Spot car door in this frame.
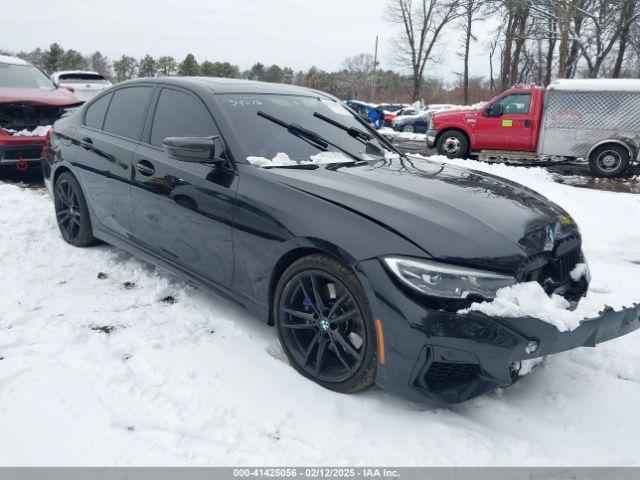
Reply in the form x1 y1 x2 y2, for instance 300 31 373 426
474 93 534 151
131 86 237 288
75 85 155 238
413 112 430 133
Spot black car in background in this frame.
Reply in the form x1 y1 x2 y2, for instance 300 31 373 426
43 78 640 403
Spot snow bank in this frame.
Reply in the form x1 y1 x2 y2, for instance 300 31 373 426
6 125 52 137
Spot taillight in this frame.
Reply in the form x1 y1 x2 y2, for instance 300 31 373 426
62 85 75 93
41 129 52 158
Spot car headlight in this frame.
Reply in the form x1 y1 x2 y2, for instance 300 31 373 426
383 257 517 300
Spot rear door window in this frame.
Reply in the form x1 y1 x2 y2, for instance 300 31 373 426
149 88 217 147
103 86 154 140
84 92 112 130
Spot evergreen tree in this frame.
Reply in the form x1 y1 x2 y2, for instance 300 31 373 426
138 54 158 77
247 62 265 81
59 49 87 71
178 53 200 76
42 43 65 73
157 56 177 76
112 55 138 82
90 51 111 78
263 64 284 83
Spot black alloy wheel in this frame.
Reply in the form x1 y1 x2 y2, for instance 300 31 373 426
274 254 377 393
54 172 99 247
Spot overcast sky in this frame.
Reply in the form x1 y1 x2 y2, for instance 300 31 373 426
1 0 492 83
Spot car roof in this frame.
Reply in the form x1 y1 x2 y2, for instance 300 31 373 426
116 76 335 98
0 54 30 66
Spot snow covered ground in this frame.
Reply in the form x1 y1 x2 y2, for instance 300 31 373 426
1 157 640 466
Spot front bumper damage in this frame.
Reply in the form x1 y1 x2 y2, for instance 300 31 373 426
357 258 640 404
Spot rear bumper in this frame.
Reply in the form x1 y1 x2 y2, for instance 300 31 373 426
426 129 439 148
358 258 640 404
0 135 45 165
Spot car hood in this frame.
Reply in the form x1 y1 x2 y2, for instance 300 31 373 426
0 87 80 106
269 157 575 272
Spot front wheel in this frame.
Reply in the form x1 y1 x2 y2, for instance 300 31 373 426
436 131 469 159
588 144 630 177
273 254 377 394
402 124 415 133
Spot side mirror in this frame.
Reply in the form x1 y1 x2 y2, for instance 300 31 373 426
162 135 224 164
485 104 503 117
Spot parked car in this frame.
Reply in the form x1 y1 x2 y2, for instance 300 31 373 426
51 71 112 102
345 99 385 128
379 104 418 127
44 77 640 404
0 55 80 170
393 104 458 133
428 80 640 177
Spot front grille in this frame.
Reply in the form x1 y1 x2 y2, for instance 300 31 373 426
521 233 582 287
557 248 581 280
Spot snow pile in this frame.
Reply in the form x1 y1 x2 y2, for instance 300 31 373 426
462 282 583 332
6 125 52 137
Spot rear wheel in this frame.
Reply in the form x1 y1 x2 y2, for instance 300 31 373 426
273 254 377 394
54 172 99 247
402 124 415 133
436 130 469 159
588 144 630 177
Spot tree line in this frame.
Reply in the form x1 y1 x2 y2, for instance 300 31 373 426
387 0 640 104
8 0 640 107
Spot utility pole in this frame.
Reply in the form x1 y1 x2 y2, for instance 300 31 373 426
371 35 379 103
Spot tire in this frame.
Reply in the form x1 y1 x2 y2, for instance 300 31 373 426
588 144 630 177
402 124 415 133
273 253 377 394
54 171 100 247
436 130 469 159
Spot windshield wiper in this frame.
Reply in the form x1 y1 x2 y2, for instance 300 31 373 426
312 111 373 142
257 110 362 164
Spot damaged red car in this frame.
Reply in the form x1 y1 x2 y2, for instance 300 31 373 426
0 55 81 171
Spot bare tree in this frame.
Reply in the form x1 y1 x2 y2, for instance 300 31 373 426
499 0 532 90
458 0 491 103
385 0 460 100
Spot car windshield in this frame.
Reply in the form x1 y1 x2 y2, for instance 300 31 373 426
58 73 110 84
0 63 56 91
218 93 396 167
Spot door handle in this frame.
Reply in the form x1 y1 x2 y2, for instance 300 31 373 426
81 137 93 149
135 160 155 176
523 119 532 128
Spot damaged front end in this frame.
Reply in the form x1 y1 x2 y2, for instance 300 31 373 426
0 102 79 166
410 304 640 404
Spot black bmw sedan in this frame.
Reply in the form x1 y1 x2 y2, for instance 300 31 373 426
43 78 640 404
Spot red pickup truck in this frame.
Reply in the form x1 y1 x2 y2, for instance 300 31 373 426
0 55 80 171
427 81 640 177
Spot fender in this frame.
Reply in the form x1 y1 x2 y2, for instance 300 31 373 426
587 137 639 161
